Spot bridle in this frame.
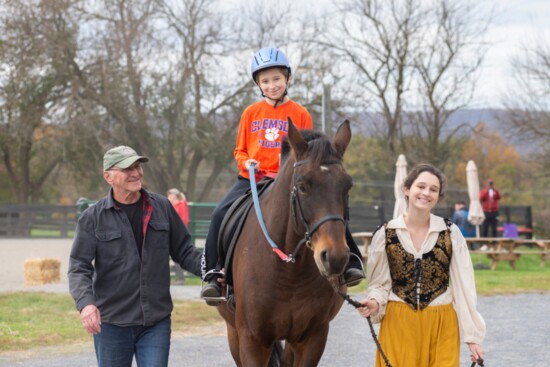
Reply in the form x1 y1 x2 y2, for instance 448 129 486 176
248 160 346 263
290 159 347 258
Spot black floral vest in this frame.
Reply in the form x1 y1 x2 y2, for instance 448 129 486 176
385 218 453 311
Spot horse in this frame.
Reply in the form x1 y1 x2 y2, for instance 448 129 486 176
217 118 353 367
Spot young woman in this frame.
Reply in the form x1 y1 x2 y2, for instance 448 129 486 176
357 163 485 366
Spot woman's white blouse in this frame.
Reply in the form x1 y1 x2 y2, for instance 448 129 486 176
366 214 486 344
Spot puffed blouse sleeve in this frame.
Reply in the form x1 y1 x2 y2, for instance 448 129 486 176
449 224 486 344
365 226 392 323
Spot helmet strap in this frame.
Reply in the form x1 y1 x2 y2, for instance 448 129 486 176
259 87 289 109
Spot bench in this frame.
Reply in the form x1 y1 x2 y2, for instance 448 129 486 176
470 249 550 270
511 250 550 268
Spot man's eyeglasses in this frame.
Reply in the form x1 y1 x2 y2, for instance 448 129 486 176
109 163 143 174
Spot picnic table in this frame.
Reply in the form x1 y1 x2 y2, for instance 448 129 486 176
352 232 373 264
467 237 550 270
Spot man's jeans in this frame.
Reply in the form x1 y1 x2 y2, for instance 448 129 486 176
93 316 171 367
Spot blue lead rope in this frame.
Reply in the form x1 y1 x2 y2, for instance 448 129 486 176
248 163 293 262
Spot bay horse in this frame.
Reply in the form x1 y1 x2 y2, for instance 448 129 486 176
217 118 353 366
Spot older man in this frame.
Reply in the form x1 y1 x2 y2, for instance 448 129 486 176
68 146 201 367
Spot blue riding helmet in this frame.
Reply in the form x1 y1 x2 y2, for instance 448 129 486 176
250 47 291 81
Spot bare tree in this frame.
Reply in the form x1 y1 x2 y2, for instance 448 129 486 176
318 0 490 170
319 0 427 156
405 0 490 169
502 40 550 176
158 0 253 201
0 0 76 203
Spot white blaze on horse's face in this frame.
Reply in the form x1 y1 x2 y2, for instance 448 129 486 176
320 165 330 172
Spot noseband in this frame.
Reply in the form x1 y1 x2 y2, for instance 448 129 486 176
290 159 347 254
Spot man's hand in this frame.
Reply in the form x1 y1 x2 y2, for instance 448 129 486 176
80 304 101 335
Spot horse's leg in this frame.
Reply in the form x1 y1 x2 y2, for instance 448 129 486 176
226 323 242 366
285 324 330 367
281 344 295 367
238 331 273 367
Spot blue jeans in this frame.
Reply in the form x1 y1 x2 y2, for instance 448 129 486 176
93 316 171 367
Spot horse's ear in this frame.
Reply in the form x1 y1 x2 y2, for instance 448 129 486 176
334 120 351 156
287 116 308 158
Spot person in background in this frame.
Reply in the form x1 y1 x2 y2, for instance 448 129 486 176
167 188 190 284
452 201 476 237
199 46 365 305
357 163 485 367
480 179 501 237
167 188 189 227
68 146 202 367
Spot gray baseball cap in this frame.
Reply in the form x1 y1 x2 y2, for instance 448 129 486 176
103 146 149 171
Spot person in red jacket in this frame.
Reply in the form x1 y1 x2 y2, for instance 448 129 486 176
200 47 365 304
167 188 189 284
167 188 189 226
480 179 501 237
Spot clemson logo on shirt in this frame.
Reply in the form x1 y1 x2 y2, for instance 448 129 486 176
264 128 279 142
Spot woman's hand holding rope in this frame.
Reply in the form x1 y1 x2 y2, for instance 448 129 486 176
357 299 380 318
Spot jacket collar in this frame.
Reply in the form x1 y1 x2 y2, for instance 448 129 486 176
105 188 153 209
387 213 448 233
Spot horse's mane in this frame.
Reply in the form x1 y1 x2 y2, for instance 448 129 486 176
280 129 342 167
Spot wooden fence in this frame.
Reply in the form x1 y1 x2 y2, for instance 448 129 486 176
0 203 533 239
0 205 76 238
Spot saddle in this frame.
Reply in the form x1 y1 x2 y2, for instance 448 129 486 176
217 177 274 287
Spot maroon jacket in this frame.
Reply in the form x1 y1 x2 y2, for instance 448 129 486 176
479 179 501 212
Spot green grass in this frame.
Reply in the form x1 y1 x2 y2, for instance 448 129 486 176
0 292 221 353
30 229 75 237
470 250 550 294
0 292 83 352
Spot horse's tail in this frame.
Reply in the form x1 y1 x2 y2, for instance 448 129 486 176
267 340 283 367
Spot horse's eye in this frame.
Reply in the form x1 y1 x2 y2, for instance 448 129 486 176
298 185 307 194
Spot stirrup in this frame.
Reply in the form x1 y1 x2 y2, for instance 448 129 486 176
201 271 226 305
203 296 226 306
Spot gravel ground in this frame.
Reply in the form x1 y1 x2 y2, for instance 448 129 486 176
1 289 549 366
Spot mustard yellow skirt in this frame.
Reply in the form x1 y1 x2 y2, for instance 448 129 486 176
375 301 459 367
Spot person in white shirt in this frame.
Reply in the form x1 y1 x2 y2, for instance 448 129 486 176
357 163 485 367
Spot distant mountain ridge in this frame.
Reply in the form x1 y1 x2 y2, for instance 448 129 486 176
348 108 533 155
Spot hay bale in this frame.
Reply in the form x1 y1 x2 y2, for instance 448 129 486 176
23 258 61 286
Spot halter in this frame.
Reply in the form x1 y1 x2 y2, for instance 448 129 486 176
248 160 346 263
290 159 346 253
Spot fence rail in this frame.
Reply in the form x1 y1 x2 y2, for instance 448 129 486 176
0 205 76 238
0 203 533 239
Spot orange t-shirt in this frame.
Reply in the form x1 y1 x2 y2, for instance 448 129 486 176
234 99 313 180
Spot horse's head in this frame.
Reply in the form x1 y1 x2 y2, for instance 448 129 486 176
282 118 353 277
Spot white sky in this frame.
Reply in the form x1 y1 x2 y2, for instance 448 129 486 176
472 0 550 108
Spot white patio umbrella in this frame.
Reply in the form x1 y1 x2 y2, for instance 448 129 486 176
466 160 485 237
393 154 408 219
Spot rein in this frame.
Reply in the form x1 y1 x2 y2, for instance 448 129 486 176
248 161 346 263
327 278 393 367
248 163 291 262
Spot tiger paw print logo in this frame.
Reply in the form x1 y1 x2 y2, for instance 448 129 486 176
265 128 280 142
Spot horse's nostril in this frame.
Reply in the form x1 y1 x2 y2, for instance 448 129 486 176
320 249 330 267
